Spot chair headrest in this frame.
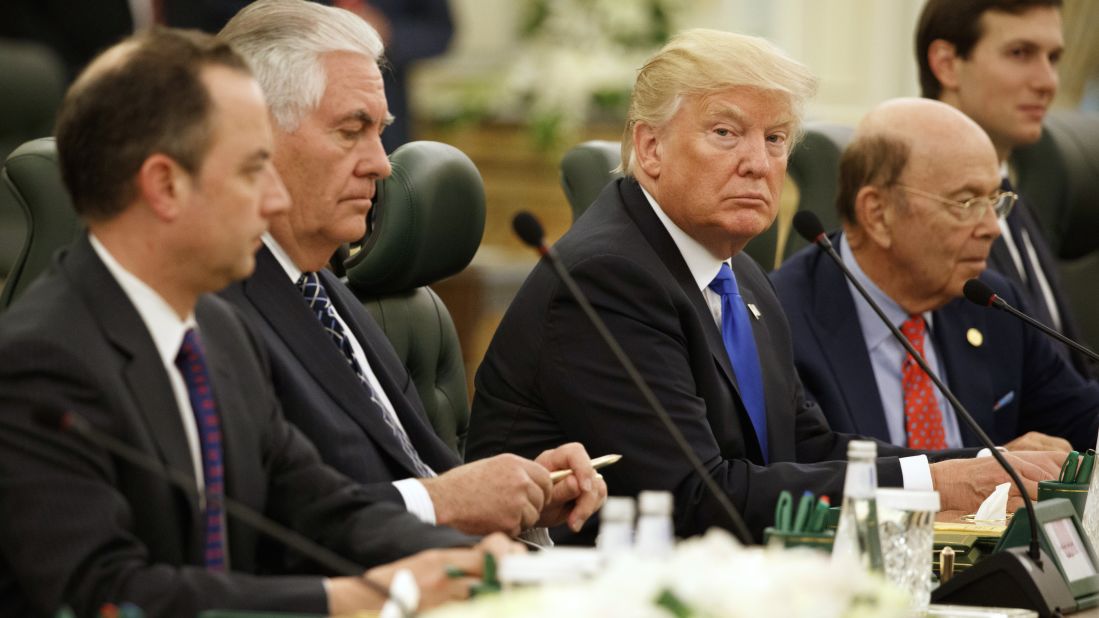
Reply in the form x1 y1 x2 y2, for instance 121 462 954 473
1 137 82 309
343 141 485 295
559 140 622 220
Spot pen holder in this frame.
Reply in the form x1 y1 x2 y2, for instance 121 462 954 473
763 527 835 553
1038 480 1088 519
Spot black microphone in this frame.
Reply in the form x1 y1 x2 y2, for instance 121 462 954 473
33 408 410 617
963 278 1099 363
510 211 753 544
794 211 1072 614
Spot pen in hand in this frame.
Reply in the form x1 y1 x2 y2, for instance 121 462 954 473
549 453 622 482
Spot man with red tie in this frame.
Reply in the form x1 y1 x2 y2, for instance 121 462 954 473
772 97 1099 455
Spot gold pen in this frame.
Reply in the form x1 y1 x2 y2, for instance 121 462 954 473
550 454 622 482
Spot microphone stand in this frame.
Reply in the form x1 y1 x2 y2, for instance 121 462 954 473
35 408 412 618
511 212 754 545
792 212 1073 616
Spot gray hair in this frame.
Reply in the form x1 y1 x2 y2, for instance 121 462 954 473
620 29 818 176
219 0 384 131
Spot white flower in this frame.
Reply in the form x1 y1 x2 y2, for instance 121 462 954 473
423 529 910 618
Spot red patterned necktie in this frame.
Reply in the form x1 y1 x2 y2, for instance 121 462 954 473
901 316 947 450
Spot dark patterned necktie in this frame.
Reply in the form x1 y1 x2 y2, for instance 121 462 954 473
175 328 228 570
297 272 435 477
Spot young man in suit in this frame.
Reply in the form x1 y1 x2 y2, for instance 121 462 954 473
0 28 511 617
771 97 1099 455
467 29 1065 542
916 0 1095 376
217 0 606 542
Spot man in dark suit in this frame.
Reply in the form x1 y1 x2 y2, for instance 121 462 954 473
916 0 1096 377
0 28 509 617
772 97 1099 456
467 30 1065 542
217 0 606 541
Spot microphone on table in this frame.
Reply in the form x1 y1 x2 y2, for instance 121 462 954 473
33 407 411 618
962 278 1099 364
510 211 754 545
792 211 1073 615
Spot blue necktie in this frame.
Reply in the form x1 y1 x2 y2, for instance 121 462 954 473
297 272 435 478
708 263 768 463
175 328 228 571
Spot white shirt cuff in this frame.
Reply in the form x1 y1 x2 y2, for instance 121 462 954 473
393 478 436 525
519 527 554 548
899 454 933 491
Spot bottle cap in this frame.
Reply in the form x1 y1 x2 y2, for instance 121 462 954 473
847 439 877 459
602 496 636 522
638 490 673 516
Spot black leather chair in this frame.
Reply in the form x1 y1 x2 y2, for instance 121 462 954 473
343 141 485 455
0 138 81 310
783 122 854 260
0 40 66 284
1012 110 1099 348
559 139 621 222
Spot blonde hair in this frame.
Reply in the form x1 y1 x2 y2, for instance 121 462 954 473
620 29 818 175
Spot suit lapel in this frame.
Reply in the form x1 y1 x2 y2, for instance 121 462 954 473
730 255 786 459
618 181 768 458
618 181 738 390
932 301 994 447
321 269 461 471
243 248 423 473
811 245 892 441
63 236 200 517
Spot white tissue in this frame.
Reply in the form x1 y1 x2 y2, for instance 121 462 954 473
974 482 1011 522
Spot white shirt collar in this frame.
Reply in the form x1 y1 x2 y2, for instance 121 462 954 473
840 232 933 351
640 185 726 292
262 232 303 284
88 234 194 367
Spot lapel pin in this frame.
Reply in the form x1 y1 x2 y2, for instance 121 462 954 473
966 328 983 348
748 303 762 320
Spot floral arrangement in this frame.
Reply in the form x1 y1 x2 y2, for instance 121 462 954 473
424 529 910 618
502 0 688 149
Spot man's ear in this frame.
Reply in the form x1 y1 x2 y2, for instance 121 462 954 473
136 154 188 221
634 122 662 179
855 185 895 250
928 39 962 92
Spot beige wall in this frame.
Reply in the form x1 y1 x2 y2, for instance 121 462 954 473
416 0 928 125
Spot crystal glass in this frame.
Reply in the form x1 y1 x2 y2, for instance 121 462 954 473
876 489 940 613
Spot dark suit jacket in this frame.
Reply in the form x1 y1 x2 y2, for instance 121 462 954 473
0 236 472 618
468 178 922 542
990 201 1097 378
219 247 461 502
771 235 1099 451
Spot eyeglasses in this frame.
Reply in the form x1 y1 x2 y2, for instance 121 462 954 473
896 185 1017 221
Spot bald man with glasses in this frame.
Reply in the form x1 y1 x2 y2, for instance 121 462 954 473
772 98 1099 453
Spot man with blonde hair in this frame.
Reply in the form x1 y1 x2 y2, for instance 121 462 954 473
469 30 1064 542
